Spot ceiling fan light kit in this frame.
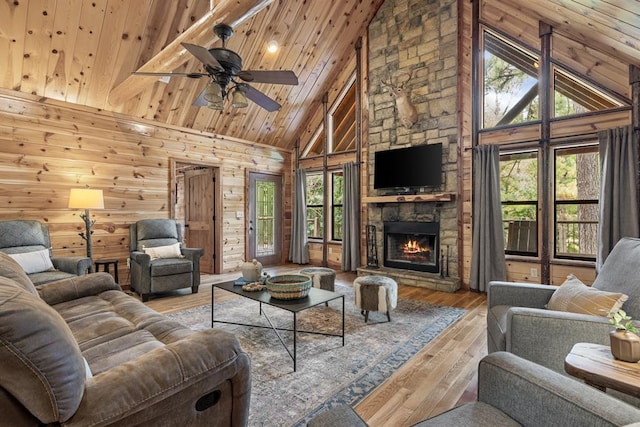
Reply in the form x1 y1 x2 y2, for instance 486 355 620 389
133 23 298 112
231 86 249 108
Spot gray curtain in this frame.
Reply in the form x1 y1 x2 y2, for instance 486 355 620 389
597 125 639 270
470 145 506 292
289 168 309 264
341 162 360 271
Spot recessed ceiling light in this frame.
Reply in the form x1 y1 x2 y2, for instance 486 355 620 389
267 40 279 53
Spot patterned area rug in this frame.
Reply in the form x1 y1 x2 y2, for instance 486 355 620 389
167 284 465 426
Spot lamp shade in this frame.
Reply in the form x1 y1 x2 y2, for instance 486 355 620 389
232 87 248 108
68 189 104 209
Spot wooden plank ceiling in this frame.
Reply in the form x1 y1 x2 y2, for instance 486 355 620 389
0 0 638 151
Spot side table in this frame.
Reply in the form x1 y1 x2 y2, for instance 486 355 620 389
564 342 640 399
95 259 119 283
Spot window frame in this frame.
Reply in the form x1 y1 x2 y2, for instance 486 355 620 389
305 172 324 240
500 150 540 257
331 171 344 241
552 144 600 261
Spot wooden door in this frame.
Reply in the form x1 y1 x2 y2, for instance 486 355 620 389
248 172 283 266
184 167 215 274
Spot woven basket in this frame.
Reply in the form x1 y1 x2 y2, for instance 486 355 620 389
266 274 312 300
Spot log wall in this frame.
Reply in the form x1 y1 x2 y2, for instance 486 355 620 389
0 88 292 286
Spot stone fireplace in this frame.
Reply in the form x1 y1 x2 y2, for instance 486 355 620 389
384 221 439 273
360 0 460 292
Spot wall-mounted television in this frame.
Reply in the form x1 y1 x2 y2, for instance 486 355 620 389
373 143 443 190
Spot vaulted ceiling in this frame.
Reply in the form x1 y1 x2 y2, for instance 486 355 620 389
0 0 638 151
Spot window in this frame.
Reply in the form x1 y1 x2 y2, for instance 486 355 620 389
483 31 540 128
554 145 599 260
306 173 324 239
304 172 344 241
500 151 538 256
302 77 356 158
255 180 275 257
553 68 625 118
332 172 344 241
331 82 356 153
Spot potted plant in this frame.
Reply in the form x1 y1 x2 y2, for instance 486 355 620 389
606 309 640 362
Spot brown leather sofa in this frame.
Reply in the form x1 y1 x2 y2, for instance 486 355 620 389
0 252 251 426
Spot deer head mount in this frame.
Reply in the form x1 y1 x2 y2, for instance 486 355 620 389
381 71 419 129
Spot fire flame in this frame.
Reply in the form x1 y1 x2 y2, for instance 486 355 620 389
402 239 430 255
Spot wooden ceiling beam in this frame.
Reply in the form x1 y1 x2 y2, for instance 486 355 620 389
107 0 273 107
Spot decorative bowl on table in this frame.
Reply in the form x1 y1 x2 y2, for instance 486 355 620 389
265 274 312 300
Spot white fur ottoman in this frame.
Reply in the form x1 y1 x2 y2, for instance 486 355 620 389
299 266 336 291
299 266 336 307
353 275 398 322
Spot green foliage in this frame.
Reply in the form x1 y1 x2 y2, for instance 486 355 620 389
607 309 639 334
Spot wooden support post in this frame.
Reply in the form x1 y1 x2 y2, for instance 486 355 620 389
322 92 329 267
539 22 552 285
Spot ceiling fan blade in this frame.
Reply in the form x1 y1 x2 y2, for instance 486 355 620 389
181 42 224 71
243 84 281 112
133 71 207 79
237 70 298 85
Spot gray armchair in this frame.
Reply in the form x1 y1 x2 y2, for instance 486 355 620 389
309 352 640 427
129 219 204 302
487 237 640 375
0 220 91 286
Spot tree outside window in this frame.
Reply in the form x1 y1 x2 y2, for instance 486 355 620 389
500 152 538 255
554 146 599 259
306 174 324 239
332 172 344 241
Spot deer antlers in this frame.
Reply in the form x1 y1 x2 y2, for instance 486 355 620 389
381 70 418 128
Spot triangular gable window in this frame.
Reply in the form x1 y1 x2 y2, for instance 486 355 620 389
301 76 356 158
331 82 356 153
483 31 540 128
302 128 324 158
553 67 627 118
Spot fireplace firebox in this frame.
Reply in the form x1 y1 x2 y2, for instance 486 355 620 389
383 221 439 273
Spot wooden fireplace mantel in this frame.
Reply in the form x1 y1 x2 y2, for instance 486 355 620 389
362 193 455 204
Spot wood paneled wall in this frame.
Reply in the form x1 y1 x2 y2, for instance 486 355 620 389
0 88 292 285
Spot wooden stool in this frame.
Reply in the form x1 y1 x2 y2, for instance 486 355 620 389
353 275 397 322
95 259 119 283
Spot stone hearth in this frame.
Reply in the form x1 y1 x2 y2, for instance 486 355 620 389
357 266 460 293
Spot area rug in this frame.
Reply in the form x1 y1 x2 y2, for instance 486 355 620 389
167 284 465 426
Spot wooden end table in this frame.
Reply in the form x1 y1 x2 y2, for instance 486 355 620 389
95 259 119 283
564 342 640 399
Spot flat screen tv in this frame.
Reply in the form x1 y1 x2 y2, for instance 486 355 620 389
374 143 443 190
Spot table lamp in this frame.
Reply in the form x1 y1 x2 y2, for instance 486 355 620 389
68 188 104 261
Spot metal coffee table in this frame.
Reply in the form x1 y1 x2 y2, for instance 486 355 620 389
212 281 345 371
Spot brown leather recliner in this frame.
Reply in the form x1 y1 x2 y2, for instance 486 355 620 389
0 252 251 426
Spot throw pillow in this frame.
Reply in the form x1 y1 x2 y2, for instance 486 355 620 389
142 243 183 260
8 249 55 275
547 274 628 316
0 252 39 297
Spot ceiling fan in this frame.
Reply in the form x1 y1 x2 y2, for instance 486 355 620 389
133 23 298 112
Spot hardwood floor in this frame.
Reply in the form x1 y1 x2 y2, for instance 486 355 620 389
144 264 487 427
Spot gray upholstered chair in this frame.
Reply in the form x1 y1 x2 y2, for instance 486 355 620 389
0 220 91 286
309 352 640 426
487 237 640 375
129 219 204 302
